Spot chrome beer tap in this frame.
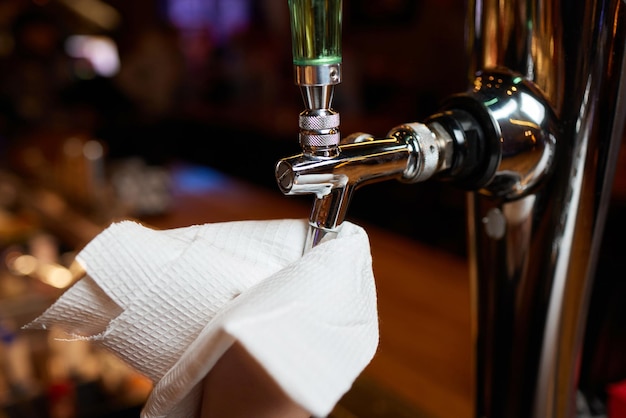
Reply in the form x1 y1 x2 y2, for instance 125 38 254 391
277 0 496 251
276 0 626 417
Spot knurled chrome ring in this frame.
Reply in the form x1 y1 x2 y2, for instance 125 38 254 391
409 123 440 181
299 113 340 130
388 122 441 183
299 132 341 147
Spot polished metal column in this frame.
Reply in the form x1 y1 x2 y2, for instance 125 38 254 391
466 0 626 417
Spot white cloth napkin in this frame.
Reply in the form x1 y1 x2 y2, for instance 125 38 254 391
26 219 379 418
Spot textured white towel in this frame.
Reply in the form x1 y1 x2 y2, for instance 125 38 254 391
26 219 378 418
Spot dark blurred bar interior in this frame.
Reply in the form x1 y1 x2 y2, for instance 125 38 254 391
0 0 624 417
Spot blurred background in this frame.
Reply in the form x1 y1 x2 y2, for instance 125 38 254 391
0 0 623 417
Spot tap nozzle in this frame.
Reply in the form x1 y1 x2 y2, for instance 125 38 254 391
276 118 475 250
275 105 497 251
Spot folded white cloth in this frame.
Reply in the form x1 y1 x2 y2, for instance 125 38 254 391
26 219 379 418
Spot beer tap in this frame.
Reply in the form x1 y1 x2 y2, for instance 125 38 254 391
276 0 497 251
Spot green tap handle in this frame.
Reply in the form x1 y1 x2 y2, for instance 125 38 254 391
288 0 342 66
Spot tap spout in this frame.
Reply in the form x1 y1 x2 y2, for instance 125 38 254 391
276 135 415 248
276 113 493 251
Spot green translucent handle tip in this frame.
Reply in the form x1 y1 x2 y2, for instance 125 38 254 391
288 0 342 66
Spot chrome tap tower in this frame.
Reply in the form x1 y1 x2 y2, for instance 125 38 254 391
467 0 626 416
276 0 626 417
